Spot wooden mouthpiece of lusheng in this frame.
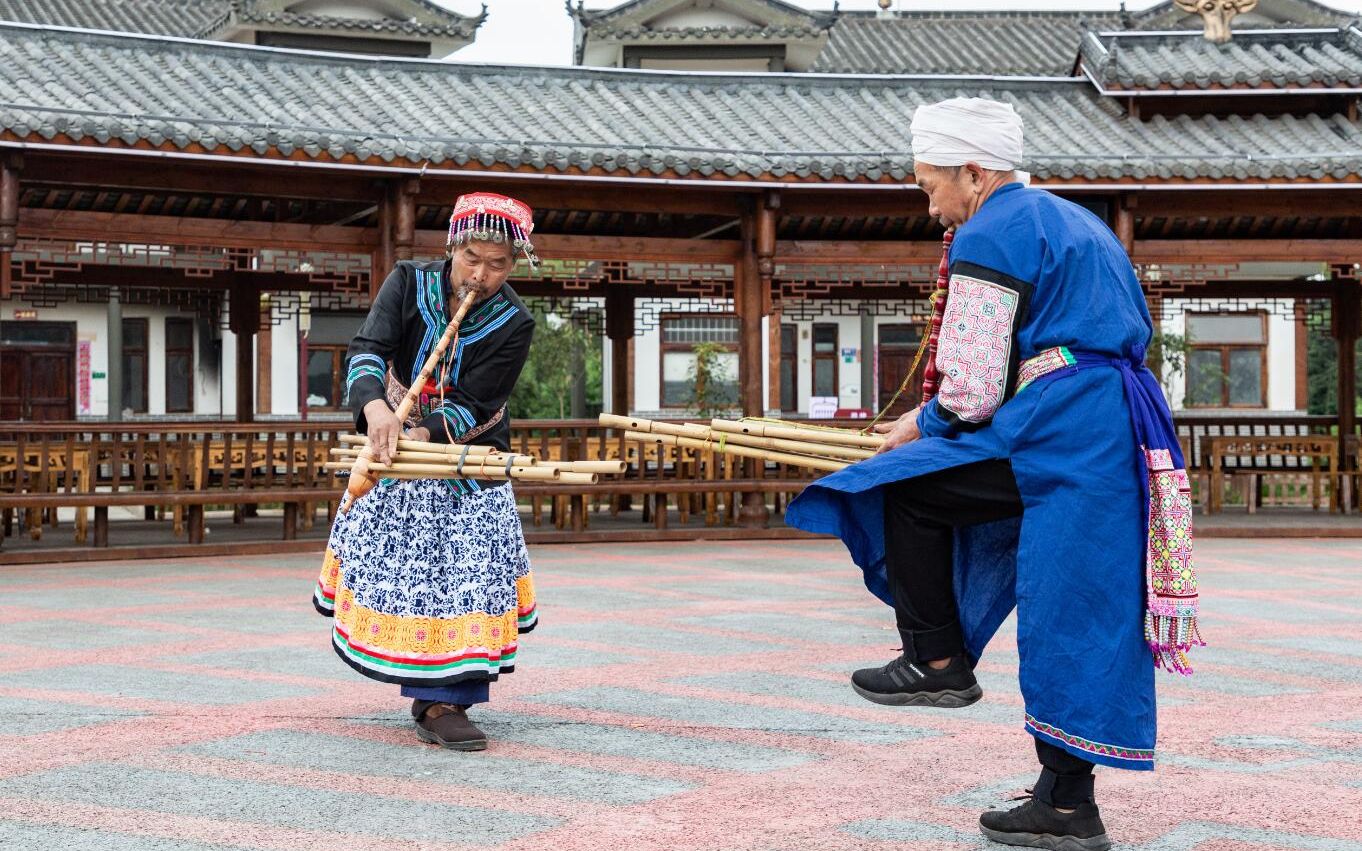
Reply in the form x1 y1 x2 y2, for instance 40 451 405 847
710 419 883 449
622 430 847 473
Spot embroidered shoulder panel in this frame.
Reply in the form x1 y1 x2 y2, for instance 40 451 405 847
936 272 1022 423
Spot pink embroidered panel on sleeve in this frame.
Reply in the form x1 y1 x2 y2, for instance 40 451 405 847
935 273 1020 422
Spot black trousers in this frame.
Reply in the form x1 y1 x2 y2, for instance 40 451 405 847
882 459 1023 662
882 459 1095 803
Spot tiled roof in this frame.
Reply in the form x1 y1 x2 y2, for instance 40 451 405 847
0 0 228 37
3 23 1361 183
0 0 480 41
812 12 1125 76
234 8 479 40
1081 27 1362 91
809 1 1355 76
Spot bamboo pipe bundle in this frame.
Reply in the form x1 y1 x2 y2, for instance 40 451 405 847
324 460 566 482
710 418 884 450
624 430 848 473
335 437 626 475
602 414 873 465
338 433 525 460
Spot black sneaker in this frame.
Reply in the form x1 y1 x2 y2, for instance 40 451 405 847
850 654 982 707
979 797 1110 851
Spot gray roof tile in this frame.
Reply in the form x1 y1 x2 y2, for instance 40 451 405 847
0 0 227 37
2 23 1360 183
1081 27 1362 90
811 1 1353 76
813 11 1125 76
0 0 478 40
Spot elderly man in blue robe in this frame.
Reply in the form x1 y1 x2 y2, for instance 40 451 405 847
786 98 1203 851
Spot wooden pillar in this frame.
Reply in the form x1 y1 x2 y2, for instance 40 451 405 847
229 277 260 423
1335 279 1361 468
757 192 779 412
605 288 634 415
0 154 19 299
372 182 395 301
1114 193 1136 255
393 178 419 263
736 203 773 528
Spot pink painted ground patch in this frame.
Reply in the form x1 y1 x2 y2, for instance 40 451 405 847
0 539 1359 850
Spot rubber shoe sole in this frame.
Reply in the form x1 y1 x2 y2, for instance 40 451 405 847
980 827 1111 851
415 724 488 752
852 681 983 708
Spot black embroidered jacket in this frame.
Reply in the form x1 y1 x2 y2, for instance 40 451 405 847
345 259 534 458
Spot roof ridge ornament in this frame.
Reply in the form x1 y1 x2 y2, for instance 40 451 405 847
1175 0 1258 45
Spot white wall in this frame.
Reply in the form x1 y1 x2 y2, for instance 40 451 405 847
270 307 301 417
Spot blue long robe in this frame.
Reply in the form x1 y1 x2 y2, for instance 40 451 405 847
786 183 1158 770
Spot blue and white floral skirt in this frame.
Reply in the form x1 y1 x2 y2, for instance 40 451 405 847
313 479 536 687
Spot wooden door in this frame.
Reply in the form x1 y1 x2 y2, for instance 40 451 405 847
877 350 922 418
27 351 75 420
0 348 75 420
0 348 23 420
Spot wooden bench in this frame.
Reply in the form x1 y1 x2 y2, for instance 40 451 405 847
1206 436 1338 514
0 487 342 549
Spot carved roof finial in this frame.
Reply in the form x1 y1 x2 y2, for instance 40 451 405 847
1175 0 1258 44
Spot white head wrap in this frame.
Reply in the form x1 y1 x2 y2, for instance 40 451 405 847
910 97 1026 178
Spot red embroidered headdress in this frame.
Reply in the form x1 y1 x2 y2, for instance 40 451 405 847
447 192 538 266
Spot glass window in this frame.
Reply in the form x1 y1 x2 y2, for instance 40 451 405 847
879 324 922 347
1187 314 1264 344
1227 348 1263 406
661 350 737 408
308 347 347 410
1186 349 1223 407
122 317 148 414
1185 313 1267 408
165 317 194 413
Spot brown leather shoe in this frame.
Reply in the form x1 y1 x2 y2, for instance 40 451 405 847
412 700 488 751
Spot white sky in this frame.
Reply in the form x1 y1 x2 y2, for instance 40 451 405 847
433 0 1362 66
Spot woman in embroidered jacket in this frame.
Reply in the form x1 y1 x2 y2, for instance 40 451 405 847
786 99 1200 851
314 192 538 751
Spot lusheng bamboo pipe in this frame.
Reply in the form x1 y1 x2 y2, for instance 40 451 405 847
330 446 537 467
624 430 848 473
338 433 522 458
326 460 560 481
536 459 628 474
711 418 884 449
700 429 874 461
343 290 478 513
325 461 598 485
599 413 709 439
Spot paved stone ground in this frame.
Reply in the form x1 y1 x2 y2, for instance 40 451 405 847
0 539 1360 850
